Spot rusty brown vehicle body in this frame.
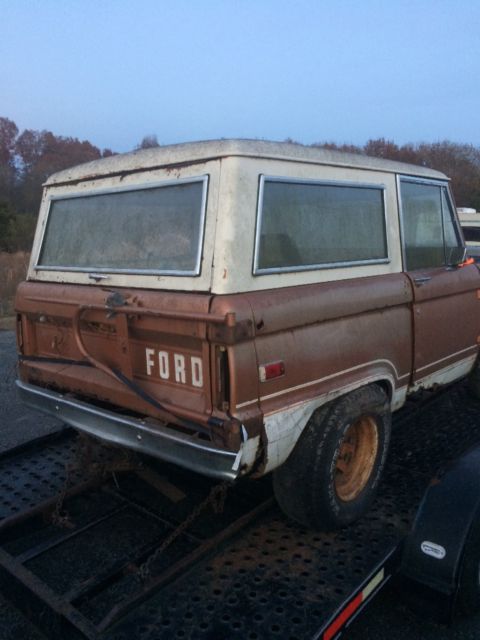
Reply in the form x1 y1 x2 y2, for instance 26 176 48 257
15 140 480 529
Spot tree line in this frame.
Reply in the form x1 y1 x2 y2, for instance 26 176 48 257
313 138 480 211
0 117 117 252
1 114 480 253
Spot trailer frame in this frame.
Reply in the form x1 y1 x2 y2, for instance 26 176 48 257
1 382 480 639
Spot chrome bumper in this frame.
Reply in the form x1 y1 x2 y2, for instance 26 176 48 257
16 380 240 481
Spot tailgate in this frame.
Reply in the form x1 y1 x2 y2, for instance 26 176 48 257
15 282 228 427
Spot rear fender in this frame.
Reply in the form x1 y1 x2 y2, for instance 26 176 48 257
260 375 395 475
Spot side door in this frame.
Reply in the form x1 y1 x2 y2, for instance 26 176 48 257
399 176 480 389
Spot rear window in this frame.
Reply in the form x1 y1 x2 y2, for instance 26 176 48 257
254 177 388 274
37 177 208 275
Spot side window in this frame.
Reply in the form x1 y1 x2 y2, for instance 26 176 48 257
442 189 464 265
400 180 463 271
254 178 388 273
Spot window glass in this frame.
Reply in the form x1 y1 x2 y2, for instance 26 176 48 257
442 189 464 265
400 181 463 270
38 179 207 275
256 179 387 272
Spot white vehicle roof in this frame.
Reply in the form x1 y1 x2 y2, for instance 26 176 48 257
45 139 448 186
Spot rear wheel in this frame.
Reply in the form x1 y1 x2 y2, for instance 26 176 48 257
334 414 379 502
273 385 391 531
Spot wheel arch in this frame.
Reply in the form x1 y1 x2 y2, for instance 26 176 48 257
372 377 394 403
260 375 394 475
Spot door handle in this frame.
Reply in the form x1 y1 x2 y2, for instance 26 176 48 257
413 276 431 286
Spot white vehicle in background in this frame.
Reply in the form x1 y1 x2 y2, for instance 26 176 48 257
458 207 480 261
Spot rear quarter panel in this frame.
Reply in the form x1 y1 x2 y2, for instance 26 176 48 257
243 274 413 472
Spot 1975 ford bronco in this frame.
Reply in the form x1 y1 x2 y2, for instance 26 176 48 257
15 140 480 530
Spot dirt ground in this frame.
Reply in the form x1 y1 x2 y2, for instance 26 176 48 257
0 317 15 331
0 330 62 451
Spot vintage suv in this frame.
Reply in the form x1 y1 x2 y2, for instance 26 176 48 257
15 140 480 530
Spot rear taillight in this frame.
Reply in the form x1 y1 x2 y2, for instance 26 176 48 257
216 346 230 411
259 361 285 382
16 314 24 353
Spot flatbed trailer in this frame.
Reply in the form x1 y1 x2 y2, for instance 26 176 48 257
2 381 480 640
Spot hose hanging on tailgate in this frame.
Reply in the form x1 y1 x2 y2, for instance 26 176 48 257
72 304 228 433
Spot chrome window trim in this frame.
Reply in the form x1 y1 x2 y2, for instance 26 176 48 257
253 175 389 275
440 184 464 261
397 174 463 271
35 175 209 277
396 175 408 269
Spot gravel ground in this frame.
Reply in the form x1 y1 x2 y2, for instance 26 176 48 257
1 329 480 639
0 330 62 451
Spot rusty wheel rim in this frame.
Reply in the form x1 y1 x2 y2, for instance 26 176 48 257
334 416 379 502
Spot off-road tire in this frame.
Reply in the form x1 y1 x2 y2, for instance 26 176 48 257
272 385 391 531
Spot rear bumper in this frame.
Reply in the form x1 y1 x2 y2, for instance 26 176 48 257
16 380 241 481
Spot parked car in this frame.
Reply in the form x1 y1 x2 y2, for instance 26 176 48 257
457 207 480 262
15 140 479 530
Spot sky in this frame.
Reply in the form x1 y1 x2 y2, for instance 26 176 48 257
1 0 479 153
